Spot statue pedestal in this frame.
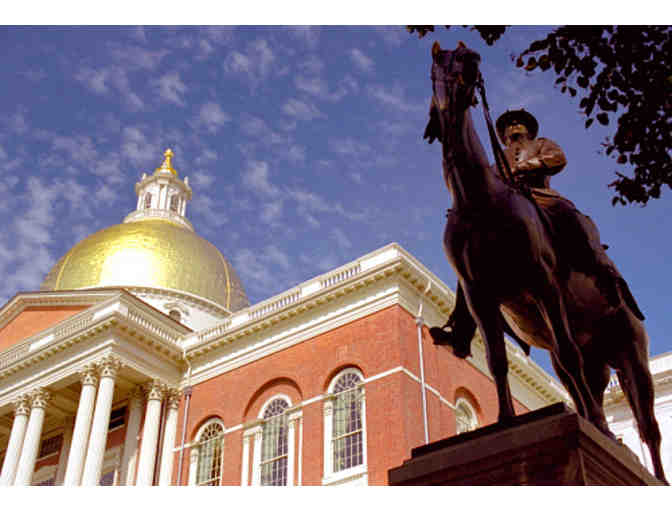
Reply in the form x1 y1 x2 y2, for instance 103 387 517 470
388 403 663 485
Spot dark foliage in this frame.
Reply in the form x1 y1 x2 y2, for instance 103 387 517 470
408 25 672 206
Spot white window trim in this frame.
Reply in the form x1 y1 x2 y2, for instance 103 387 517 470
250 394 299 487
188 417 225 486
455 397 479 434
322 368 368 486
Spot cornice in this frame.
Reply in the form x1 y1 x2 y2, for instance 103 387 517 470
0 289 128 332
0 293 188 382
181 243 568 408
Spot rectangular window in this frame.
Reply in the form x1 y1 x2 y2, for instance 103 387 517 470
109 406 126 430
197 434 224 486
332 388 363 472
260 414 288 486
38 435 63 459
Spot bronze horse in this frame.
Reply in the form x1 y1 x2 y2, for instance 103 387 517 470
426 41 666 482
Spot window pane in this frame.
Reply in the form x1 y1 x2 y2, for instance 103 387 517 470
332 373 363 472
260 399 289 486
196 422 224 486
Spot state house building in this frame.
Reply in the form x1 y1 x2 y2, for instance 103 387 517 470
0 150 666 486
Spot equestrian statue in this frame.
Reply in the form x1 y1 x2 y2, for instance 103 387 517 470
424 41 666 482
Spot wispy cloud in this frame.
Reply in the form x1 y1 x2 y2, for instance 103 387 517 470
242 160 281 197
368 83 423 113
224 39 275 88
76 66 144 110
121 126 156 167
350 48 374 72
153 71 187 106
282 98 325 121
194 102 231 133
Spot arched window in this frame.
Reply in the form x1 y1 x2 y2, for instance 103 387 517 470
169 194 179 213
455 398 478 434
144 193 152 209
323 369 367 485
260 398 290 486
193 420 224 486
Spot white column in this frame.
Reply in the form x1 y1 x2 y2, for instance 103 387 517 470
119 386 144 485
14 388 51 486
323 398 334 479
240 432 251 486
287 413 299 487
0 395 31 486
81 355 122 486
55 416 75 485
158 389 181 485
135 380 166 486
251 427 263 486
63 364 98 486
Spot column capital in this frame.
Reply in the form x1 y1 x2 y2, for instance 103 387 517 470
12 395 31 417
165 388 182 410
79 363 99 387
97 354 123 379
128 385 145 408
144 380 167 401
29 388 51 409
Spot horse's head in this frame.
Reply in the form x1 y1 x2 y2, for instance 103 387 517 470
425 42 482 144
431 41 481 111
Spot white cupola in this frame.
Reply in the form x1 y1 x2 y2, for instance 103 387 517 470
123 148 194 231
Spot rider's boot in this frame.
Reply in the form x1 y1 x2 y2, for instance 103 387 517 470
429 284 477 359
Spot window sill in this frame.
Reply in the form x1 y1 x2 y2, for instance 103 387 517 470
322 465 368 486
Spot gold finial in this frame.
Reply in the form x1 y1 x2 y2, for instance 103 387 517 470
155 148 178 176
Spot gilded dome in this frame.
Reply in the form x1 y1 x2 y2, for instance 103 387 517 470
41 219 249 312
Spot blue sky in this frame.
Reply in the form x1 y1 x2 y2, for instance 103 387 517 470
1 22 670 377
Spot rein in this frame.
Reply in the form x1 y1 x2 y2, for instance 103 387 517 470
476 76 515 186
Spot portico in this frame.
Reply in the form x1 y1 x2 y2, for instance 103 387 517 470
0 290 189 485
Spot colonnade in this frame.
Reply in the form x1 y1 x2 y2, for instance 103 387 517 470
0 354 181 486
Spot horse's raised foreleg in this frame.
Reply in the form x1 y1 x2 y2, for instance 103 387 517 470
463 287 516 423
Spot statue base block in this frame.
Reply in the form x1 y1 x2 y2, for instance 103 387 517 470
388 403 663 485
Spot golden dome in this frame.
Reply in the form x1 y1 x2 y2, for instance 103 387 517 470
41 219 249 312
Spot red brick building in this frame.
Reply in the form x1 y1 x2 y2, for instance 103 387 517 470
0 151 567 486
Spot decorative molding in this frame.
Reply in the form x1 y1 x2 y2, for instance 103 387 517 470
144 380 167 401
79 363 99 387
13 394 31 417
29 388 51 409
0 292 188 383
128 385 145 408
165 388 182 410
97 354 123 379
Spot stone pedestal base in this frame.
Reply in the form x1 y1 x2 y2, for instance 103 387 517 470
389 403 663 485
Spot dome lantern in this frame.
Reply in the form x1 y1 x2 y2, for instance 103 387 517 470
125 148 194 230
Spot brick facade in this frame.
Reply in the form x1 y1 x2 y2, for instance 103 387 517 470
171 304 529 485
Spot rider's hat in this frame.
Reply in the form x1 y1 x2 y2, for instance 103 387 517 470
496 109 539 141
